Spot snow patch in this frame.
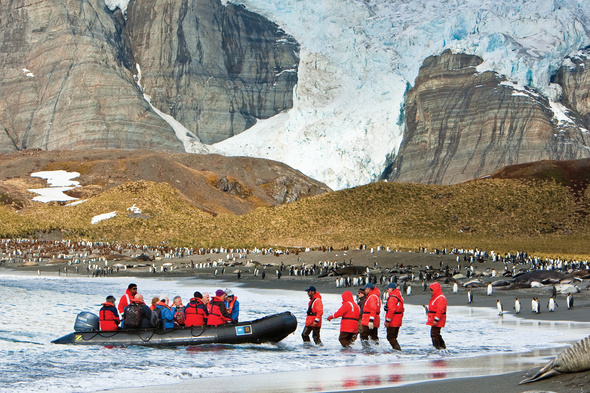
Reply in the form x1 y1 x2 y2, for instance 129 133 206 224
91 211 117 225
104 0 130 14
28 171 81 203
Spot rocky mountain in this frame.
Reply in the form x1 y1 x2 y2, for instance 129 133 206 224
0 149 330 215
0 0 298 152
384 50 590 185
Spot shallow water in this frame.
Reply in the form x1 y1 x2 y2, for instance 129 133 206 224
1 274 588 392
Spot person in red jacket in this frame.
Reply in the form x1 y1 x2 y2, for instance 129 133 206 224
118 283 138 324
327 290 360 347
426 282 447 350
360 283 381 347
99 295 120 331
185 291 208 327
302 286 323 345
384 283 404 351
207 289 232 326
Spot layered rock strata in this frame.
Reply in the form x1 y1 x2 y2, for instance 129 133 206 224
385 50 590 185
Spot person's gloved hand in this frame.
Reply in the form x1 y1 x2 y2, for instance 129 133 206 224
368 322 374 330
327 315 333 321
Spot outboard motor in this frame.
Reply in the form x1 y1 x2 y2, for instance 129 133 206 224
74 312 99 332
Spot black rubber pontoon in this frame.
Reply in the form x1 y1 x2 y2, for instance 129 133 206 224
52 312 297 347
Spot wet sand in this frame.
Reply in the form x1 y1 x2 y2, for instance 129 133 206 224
5 248 590 392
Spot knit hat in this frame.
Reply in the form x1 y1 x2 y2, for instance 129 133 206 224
215 289 225 297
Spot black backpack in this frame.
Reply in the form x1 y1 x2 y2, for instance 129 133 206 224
124 303 144 328
150 307 162 329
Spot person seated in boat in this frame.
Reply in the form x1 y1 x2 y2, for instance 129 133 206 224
185 291 208 327
202 292 210 306
122 293 152 329
135 294 153 328
172 295 186 326
118 283 138 323
207 289 232 326
99 295 120 331
150 296 159 311
224 289 239 323
154 295 177 329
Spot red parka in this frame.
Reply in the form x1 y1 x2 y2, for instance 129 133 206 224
185 297 208 327
426 282 447 327
118 288 135 315
361 288 381 327
385 288 404 327
207 296 232 326
305 292 323 327
330 291 360 333
99 301 120 331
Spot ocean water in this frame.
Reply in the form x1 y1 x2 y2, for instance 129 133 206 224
0 273 588 392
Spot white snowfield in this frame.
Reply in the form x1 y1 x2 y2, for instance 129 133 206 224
106 0 590 190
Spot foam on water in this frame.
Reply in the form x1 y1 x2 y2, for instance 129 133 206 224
0 274 588 392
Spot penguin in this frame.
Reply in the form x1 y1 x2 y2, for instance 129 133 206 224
551 285 557 299
513 297 521 314
406 285 412 296
497 300 503 316
452 282 458 294
535 297 541 314
487 283 493 296
491 269 496 278
467 289 473 304
566 293 574 309
547 297 558 312
531 297 538 313
422 305 429 316
422 280 428 292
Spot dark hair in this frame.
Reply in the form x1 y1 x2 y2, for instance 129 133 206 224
106 295 116 303
128 283 137 290
193 291 203 299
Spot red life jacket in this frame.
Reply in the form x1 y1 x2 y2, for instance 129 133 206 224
99 301 120 331
332 291 360 333
185 298 208 327
361 288 381 327
226 296 238 315
305 292 323 327
118 289 134 315
427 282 447 327
207 296 231 326
385 288 404 327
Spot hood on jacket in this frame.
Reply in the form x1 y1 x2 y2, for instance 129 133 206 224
341 291 354 302
311 292 322 300
429 282 443 296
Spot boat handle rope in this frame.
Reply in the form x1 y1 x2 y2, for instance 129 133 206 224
138 330 156 343
190 326 205 337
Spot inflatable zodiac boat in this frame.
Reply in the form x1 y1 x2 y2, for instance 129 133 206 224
52 311 297 347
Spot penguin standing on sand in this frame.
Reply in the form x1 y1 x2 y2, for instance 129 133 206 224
551 285 557 299
566 293 574 309
467 289 473 304
497 300 503 316
531 297 539 314
547 297 558 312
422 280 428 292
487 283 493 296
453 282 458 294
406 285 412 296
513 298 521 314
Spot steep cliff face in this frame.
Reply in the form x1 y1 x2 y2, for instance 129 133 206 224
385 50 590 185
553 50 590 130
0 0 184 153
0 0 299 152
125 0 299 144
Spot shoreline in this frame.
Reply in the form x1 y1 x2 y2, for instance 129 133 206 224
5 248 590 392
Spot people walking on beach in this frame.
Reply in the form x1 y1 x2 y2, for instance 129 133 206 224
327 290 360 347
185 291 208 327
302 286 323 345
99 295 120 331
118 283 138 320
225 289 239 323
426 282 447 350
207 289 232 326
384 283 404 351
360 283 381 348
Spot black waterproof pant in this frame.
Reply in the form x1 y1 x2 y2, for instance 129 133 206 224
360 325 379 347
302 326 322 345
386 326 401 351
430 326 446 349
338 331 357 347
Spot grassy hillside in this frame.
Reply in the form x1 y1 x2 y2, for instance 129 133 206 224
2 176 589 260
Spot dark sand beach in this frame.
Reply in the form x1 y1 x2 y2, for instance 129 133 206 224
4 247 590 392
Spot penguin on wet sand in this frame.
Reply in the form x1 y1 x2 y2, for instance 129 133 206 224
406 285 412 296
497 300 503 316
453 282 458 294
531 297 539 314
513 298 521 314
487 283 493 296
566 293 574 310
467 289 473 304
547 297 558 312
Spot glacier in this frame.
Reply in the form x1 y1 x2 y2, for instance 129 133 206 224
105 0 590 190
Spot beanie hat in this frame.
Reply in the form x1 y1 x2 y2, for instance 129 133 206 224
215 289 225 297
